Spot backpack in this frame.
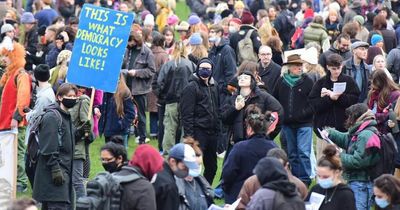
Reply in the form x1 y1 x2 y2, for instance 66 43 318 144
26 107 63 181
364 128 398 180
272 190 306 210
14 70 38 110
76 166 144 210
237 29 258 64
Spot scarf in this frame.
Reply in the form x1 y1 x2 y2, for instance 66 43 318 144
283 73 301 87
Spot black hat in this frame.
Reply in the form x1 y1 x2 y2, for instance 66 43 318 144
221 9 232 19
34 64 50 82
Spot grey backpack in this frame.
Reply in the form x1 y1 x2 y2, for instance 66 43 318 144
237 29 258 63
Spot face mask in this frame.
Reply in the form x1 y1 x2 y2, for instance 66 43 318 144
174 168 189 178
209 36 220 43
229 26 238 34
318 177 334 189
189 164 202 177
102 161 119 173
375 197 390 209
198 67 212 78
61 97 77 109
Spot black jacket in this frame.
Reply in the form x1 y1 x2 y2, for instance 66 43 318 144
229 25 262 61
24 26 39 71
222 87 283 142
308 74 360 137
32 103 75 203
273 9 295 48
258 61 281 94
272 74 314 127
342 57 371 103
180 75 220 137
116 166 157 210
157 58 196 104
306 184 356 210
209 38 237 102
153 162 180 210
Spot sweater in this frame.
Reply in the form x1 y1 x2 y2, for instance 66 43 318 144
306 183 356 210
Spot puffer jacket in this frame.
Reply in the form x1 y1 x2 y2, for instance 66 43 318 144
303 23 328 47
327 114 381 182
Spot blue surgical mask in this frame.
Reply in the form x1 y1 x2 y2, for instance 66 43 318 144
198 67 212 78
318 177 334 189
189 165 202 177
375 197 390 209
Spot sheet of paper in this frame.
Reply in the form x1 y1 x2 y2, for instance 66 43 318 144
317 128 335 145
208 204 224 210
333 82 346 93
207 198 242 210
309 192 325 210
229 198 242 210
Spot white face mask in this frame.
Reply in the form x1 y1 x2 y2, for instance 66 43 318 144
229 26 238 34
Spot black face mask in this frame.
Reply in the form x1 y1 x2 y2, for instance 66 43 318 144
102 161 119 173
61 98 77 109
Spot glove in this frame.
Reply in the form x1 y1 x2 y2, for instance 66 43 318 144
52 168 65 186
235 95 245 110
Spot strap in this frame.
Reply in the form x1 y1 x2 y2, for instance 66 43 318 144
245 29 254 39
46 108 64 147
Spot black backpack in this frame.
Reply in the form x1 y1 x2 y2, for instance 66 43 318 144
364 128 398 180
76 166 144 210
26 107 63 173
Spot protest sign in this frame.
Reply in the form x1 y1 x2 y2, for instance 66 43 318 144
67 4 134 93
0 130 18 210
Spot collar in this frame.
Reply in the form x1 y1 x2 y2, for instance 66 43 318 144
43 5 51 9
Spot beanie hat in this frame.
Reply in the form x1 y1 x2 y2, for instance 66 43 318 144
230 18 242 25
167 14 180 26
221 9 233 19
189 33 202 45
143 14 155 26
1 24 14 34
234 1 245 9
197 57 214 70
371 34 383 46
188 15 201 25
175 21 190 31
141 10 150 21
241 10 254 25
353 15 365 26
34 64 50 82
20 12 36 24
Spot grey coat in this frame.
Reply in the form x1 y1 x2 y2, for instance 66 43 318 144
387 46 400 82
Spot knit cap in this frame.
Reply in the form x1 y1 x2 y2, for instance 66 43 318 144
371 34 383 46
189 33 202 45
188 15 201 25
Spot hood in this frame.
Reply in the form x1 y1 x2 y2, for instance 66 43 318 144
129 144 164 180
309 22 326 30
0 42 26 87
255 157 288 185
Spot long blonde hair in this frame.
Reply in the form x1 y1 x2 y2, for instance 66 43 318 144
172 41 188 64
115 74 131 118
303 63 326 77
190 45 208 60
56 50 72 81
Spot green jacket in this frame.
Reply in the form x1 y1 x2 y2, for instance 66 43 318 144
303 23 328 47
327 120 380 182
69 94 92 160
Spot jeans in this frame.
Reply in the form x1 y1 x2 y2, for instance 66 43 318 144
195 129 218 185
150 112 158 137
72 159 86 199
163 103 180 155
17 127 28 187
42 201 71 210
283 125 313 184
132 94 147 143
349 181 373 210
158 104 165 151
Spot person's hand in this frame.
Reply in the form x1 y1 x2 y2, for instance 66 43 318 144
329 92 341 101
388 120 396 128
10 119 18 129
94 107 101 118
235 95 245 110
128 69 137 77
321 88 329 97
51 168 65 186
60 31 69 42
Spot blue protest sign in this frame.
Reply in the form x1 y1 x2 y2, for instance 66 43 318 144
67 4 134 93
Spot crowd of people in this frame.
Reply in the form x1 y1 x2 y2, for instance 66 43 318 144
3 0 400 209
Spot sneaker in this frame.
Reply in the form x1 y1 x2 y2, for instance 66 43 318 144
17 185 27 193
217 151 226 159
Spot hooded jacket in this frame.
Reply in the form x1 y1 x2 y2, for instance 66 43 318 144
116 144 164 210
319 44 352 72
0 43 31 130
327 112 381 182
303 23 329 47
247 157 305 210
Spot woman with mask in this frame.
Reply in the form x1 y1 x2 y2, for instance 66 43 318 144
32 83 77 210
100 136 128 173
373 174 400 210
175 137 214 210
322 103 381 210
222 105 278 204
307 144 356 210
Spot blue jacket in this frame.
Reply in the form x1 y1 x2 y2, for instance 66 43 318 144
98 92 135 137
221 134 278 204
